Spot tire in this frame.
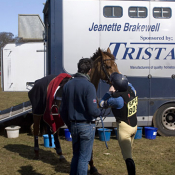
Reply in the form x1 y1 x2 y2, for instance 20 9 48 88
153 103 175 136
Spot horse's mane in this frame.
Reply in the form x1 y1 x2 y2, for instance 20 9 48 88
90 48 115 61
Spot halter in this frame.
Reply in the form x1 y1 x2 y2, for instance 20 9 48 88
101 57 115 84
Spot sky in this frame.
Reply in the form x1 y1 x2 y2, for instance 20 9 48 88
0 0 46 37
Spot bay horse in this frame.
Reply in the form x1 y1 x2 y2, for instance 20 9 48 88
28 47 120 174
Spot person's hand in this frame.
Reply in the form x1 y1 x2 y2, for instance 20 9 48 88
103 101 108 109
109 86 115 92
99 100 108 109
99 100 104 108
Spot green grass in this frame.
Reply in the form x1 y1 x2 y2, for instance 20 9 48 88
0 77 29 110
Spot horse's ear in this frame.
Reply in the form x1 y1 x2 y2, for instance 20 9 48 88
98 47 104 57
107 47 111 54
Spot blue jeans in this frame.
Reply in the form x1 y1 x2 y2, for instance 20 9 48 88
70 122 96 175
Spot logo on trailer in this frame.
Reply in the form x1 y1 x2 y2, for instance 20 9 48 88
109 42 175 60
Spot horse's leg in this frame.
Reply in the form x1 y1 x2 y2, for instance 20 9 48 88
33 114 42 159
54 131 65 160
89 150 100 175
53 100 65 160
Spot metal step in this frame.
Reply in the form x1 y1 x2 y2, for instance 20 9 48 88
0 101 32 123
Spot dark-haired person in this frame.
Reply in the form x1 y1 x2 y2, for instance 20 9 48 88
100 72 138 175
60 58 101 175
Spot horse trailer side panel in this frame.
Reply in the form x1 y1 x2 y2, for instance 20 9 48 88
44 0 100 75
2 43 47 91
63 0 100 74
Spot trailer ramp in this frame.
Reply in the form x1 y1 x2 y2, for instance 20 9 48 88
0 101 32 123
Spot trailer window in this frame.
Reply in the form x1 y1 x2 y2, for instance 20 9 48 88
129 7 147 18
153 7 171 18
104 6 122 18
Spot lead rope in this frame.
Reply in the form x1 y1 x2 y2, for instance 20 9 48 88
96 97 111 149
99 109 108 149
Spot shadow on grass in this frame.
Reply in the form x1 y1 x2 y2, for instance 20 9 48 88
4 144 70 174
18 165 44 175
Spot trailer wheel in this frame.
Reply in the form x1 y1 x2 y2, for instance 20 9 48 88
153 103 175 136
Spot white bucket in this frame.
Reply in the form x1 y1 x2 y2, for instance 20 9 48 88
5 126 21 138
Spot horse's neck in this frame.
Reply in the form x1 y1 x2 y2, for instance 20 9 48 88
90 67 100 91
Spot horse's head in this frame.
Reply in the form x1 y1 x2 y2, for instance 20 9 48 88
90 47 120 86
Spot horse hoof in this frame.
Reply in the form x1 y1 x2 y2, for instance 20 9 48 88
59 155 66 161
90 166 101 175
34 150 39 159
34 154 39 160
33 155 39 160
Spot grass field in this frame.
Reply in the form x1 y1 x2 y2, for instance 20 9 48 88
0 132 175 175
0 77 29 110
0 76 175 175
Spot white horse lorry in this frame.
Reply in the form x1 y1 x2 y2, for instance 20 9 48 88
1 0 175 136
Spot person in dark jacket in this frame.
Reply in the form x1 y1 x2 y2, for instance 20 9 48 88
60 58 101 175
100 72 138 175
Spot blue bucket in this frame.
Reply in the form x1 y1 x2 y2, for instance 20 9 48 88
43 134 55 148
64 129 72 141
134 127 143 139
144 127 158 140
114 128 118 140
97 128 112 141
